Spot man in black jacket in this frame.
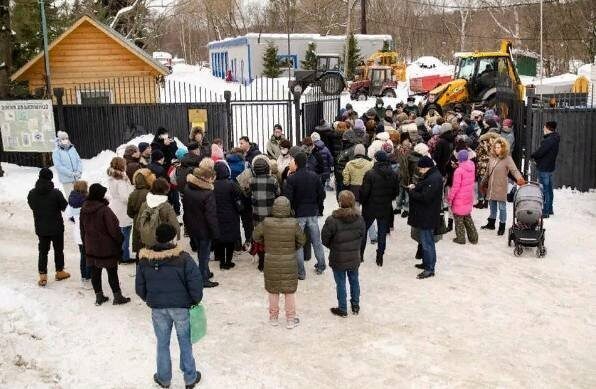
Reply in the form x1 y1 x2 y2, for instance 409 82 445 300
432 122 455 177
239 136 262 166
136 224 203 389
284 152 326 278
27 168 70 286
360 150 399 267
531 121 560 217
408 156 443 279
152 127 179 169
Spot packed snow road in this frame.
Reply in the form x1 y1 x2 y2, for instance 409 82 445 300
1 164 595 388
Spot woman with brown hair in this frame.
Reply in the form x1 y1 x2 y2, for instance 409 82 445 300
481 138 525 235
107 157 134 263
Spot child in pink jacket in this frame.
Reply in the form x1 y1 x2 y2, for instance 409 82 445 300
448 150 478 244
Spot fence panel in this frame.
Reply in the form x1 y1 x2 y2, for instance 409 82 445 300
300 86 340 141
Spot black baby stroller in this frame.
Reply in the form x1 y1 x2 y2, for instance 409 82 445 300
508 182 547 258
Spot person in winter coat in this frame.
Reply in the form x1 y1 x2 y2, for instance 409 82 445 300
27 167 70 286
415 117 431 143
213 161 242 269
313 120 335 156
148 149 167 179
321 190 366 318
342 144 373 203
152 127 178 168
302 136 325 176
176 142 202 193
210 139 225 163
276 139 293 181
373 98 385 120
135 224 203 389
266 124 286 159
403 96 420 117
329 121 346 162
481 138 525 235
253 196 306 329
382 106 396 130
127 169 156 252
353 119 369 146
474 132 500 209
107 157 134 263
138 142 151 168
335 129 357 197
189 126 211 159
395 134 412 216
65 180 92 287
249 156 280 222
432 123 455 177
183 161 220 288
124 145 141 183
311 132 334 186
51 131 83 194
239 136 262 166
360 150 398 266
138 178 180 249
226 147 246 181
284 152 326 278
531 121 560 217
447 150 478 244
500 119 515 152
80 183 131 305
407 156 443 279
367 131 391 160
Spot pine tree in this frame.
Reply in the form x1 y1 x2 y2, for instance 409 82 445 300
381 40 391 52
301 41 317 70
344 33 361 80
262 41 281 78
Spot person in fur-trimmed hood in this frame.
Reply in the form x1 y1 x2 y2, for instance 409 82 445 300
136 223 203 389
127 168 156 257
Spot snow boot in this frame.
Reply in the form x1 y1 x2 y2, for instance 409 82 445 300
417 270 435 279
95 293 109 306
185 371 202 389
330 308 348 318
55 270 70 281
203 280 219 288
351 303 360 315
497 222 506 236
153 374 170 388
481 218 496 230
415 244 423 259
376 252 383 267
446 218 453 232
112 292 131 305
38 274 48 287
286 317 300 329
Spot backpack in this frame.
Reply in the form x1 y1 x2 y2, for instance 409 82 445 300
139 205 162 248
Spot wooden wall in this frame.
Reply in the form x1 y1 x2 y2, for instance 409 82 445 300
20 20 162 104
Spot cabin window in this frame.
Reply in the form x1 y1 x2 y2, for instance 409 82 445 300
77 90 112 105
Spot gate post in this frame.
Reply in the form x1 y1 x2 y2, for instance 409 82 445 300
53 87 65 132
293 90 302 143
224 90 232 150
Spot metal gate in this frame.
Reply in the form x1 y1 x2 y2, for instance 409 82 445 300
300 86 341 141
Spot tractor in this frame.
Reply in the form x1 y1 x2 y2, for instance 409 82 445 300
349 66 398 100
425 40 524 117
292 54 346 96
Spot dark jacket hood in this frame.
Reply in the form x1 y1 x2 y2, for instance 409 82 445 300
331 206 360 222
271 196 292 218
440 131 455 142
81 199 108 215
68 191 86 208
34 178 54 194
180 153 202 168
214 161 230 180
314 140 327 150
373 160 394 177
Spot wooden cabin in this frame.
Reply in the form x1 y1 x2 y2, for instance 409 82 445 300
11 15 169 104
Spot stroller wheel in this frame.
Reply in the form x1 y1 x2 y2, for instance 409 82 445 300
514 245 524 257
536 246 547 258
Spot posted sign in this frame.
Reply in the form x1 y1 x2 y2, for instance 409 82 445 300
0 100 56 152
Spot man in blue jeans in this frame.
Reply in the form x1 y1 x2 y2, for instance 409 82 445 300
284 152 326 278
531 121 560 217
136 224 204 389
408 156 443 279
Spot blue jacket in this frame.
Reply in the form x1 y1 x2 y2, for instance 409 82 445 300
52 144 82 184
226 152 245 180
531 132 560 173
136 244 203 309
314 140 334 175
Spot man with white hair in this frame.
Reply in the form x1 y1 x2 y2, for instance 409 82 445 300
51 131 83 195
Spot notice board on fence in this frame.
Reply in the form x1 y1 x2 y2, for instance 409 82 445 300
0 100 56 152
188 108 208 133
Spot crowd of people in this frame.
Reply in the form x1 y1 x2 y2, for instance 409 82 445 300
25 99 560 387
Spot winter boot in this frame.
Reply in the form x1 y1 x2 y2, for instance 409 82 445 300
446 218 454 233
481 218 496 230
95 293 109 306
153 374 170 388
415 244 423 259
203 280 219 288
497 222 506 236
376 252 383 267
185 371 202 389
330 308 348 318
55 270 71 281
351 303 360 315
112 292 131 305
38 274 48 287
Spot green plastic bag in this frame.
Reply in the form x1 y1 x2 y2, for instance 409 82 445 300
189 304 207 343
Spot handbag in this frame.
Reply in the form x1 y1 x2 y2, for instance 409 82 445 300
434 210 448 235
507 186 517 203
189 304 207 343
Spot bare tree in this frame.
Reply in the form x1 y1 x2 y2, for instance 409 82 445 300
0 0 10 99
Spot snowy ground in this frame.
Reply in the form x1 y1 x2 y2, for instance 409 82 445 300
1 162 596 388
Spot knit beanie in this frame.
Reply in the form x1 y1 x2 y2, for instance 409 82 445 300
155 223 177 244
39 167 53 180
381 142 394 154
440 122 453 135
417 156 434 168
457 149 469 163
294 152 307 169
88 183 107 201
151 149 164 162
252 157 270 175
354 119 365 130
57 131 69 140
432 124 442 135
310 132 321 142
413 142 429 156
374 150 388 162
138 142 150 153
354 144 366 156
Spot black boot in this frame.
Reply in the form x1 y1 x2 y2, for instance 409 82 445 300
185 371 202 389
376 252 383 267
481 218 496 230
415 244 423 259
351 303 360 315
95 293 109 306
330 307 348 317
113 292 131 305
446 218 453 232
203 280 219 288
497 222 506 236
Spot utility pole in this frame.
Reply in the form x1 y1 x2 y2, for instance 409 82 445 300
360 0 366 34
0 0 11 99
39 0 52 98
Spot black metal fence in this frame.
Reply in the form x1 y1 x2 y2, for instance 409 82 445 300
300 86 341 141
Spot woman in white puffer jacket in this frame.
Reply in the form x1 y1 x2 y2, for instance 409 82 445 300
367 131 392 159
106 157 134 264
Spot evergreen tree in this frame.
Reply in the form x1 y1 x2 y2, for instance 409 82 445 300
301 41 317 70
343 33 361 80
381 40 391 52
262 41 281 78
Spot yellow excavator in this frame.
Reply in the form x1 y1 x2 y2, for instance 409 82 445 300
425 40 524 116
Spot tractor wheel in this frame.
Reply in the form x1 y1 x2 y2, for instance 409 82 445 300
319 73 345 96
382 89 397 98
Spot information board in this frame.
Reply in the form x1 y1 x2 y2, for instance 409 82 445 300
188 108 208 133
0 100 56 152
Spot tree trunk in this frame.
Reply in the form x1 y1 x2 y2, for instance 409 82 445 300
0 0 12 99
344 0 354 75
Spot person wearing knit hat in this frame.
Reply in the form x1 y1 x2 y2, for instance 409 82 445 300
52 130 82 195
138 142 151 167
381 141 394 155
343 144 373 203
448 148 478 245
407 152 443 279
353 144 365 156
440 122 452 135
310 132 321 142
123 144 141 183
413 142 430 157
499 118 515 152
359 145 398 267
80 182 131 305
457 149 469 163
151 149 164 163
28 164 69 286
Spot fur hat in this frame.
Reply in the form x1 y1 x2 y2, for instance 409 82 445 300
354 144 366 156
124 144 138 157
396 113 409 123
151 149 164 162
88 183 107 201
440 122 453 135
310 132 321 142
156 224 177 244
417 156 434 168
374 150 388 162
413 142 429 156
457 149 469 162
39 167 53 180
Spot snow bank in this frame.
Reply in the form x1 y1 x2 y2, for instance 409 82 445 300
407 56 454 79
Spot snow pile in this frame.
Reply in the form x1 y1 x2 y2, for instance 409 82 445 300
407 56 454 79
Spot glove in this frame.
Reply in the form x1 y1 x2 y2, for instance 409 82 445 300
516 177 526 186
69 217 75 223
